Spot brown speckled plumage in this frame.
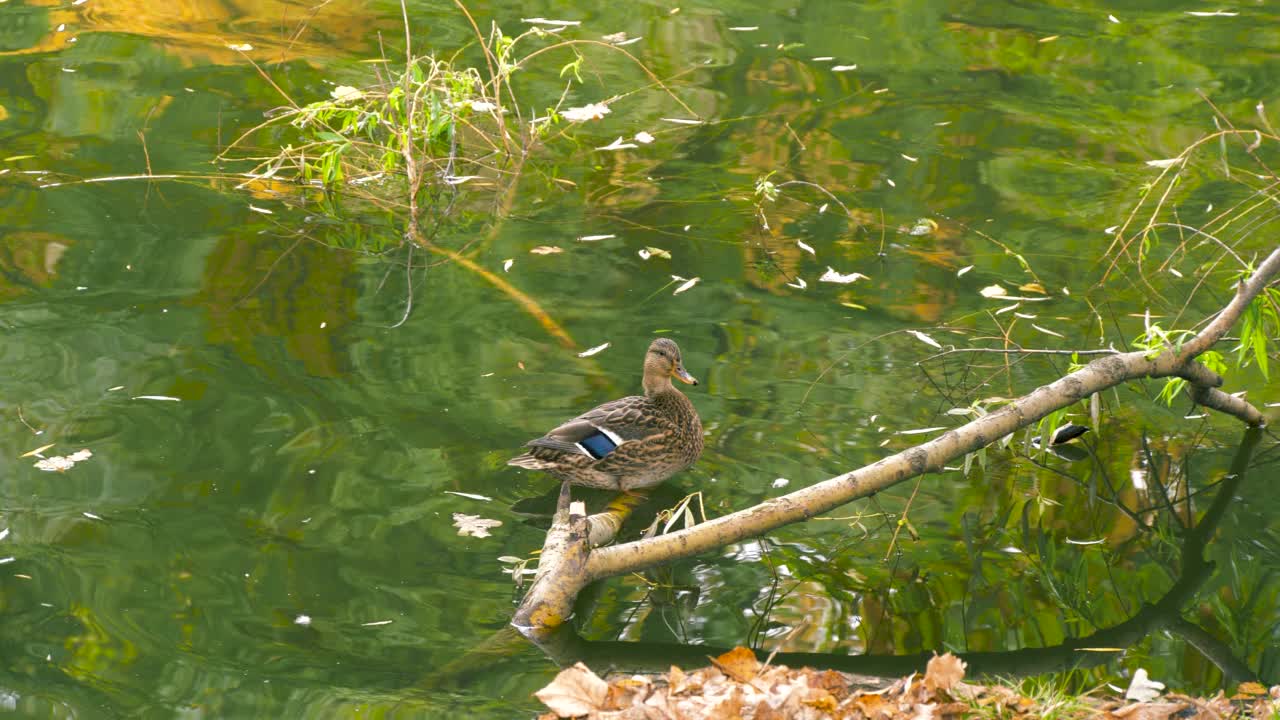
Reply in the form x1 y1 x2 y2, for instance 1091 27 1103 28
508 338 703 492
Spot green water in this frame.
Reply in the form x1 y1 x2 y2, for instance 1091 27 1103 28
1 0 1278 716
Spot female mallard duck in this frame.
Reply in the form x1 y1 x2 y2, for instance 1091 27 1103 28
508 338 703 492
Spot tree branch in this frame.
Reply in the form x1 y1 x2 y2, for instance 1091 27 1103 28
513 247 1279 629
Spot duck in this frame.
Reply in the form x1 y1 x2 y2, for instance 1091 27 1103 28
508 337 703 493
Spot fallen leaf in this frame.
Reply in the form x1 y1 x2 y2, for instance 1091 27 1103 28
1019 282 1046 294
578 342 610 358
641 246 671 259
819 267 869 284
710 646 759 683
452 513 502 538
924 653 966 693
535 662 609 717
530 246 563 255
1125 668 1165 702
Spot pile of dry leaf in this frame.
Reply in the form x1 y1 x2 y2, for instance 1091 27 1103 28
535 647 1280 719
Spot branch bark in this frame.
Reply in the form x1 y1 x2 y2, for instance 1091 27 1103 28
512 247 1279 630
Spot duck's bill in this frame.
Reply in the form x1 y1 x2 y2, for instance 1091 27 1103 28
675 367 698 385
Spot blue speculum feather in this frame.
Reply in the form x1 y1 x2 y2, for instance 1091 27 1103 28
577 431 618 459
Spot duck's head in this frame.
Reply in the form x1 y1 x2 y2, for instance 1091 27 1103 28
643 337 697 393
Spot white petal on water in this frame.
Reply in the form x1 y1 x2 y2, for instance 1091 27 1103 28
728 26 758 31
885 178 896 187
1000 546 1023 554
812 56 835 62
897 426 946 435
660 117 703 125
638 249 651 260
443 175 482 185
0 558 14 565
1066 538 1106 545
901 154 918 162
577 234 616 242
979 284 1007 298
1032 324 1065 338
1104 225 1119 234
786 277 807 290
361 620 394 626
818 203 828 214
1169 268 1183 278
1185 10 1237 16
502 259 513 273
1145 158 1182 168
522 17 581 26
673 277 701 295
597 137 638 151
82 512 102 520
0 529 9 541
957 265 973 277
771 478 789 488
444 491 493 502
831 64 857 72
578 342 611 358
132 395 181 401
797 240 816 255
906 330 941 349
819 267 868 284
248 205 273 215
294 614 312 626
634 131 655 144
1108 14 1120 23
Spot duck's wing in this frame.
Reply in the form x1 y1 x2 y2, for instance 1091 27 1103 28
524 395 667 460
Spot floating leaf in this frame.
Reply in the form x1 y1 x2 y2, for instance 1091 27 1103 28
561 102 609 122
330 85 364 103
578 342 610 358
522 17 581 26
979 284 1008 298
908 218 937 236
819 267 869 284
907 330 941 349
21 443 55 458
34 448 93 472
641 246 670 259
453 513 502 538
530 245 563 255
673 277 700 294
1019 282 1046 294
597 137 638 151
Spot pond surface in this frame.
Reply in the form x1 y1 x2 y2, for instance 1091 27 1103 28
1 0 1278 715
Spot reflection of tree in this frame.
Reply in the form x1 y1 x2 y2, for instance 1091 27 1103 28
504 428 1263 685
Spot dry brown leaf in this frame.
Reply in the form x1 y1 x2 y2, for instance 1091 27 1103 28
924 653 966 694
1019 282 1047 294
535 662 608 717
1237 681 1267 695
709 646 760 683
1110 701 1190 719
